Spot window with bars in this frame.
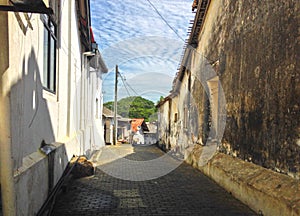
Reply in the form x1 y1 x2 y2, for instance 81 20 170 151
42 14 57 93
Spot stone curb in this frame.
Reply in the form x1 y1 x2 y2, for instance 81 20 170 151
90 149 103 164
186 146 300 216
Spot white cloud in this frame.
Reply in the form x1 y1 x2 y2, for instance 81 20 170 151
103 72 174 103
90 0 194 102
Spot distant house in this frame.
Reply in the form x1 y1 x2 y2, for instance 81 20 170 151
102 107 118 144
102 107 131 144
144 122 158 145
118 117 131 143
130 119 149 145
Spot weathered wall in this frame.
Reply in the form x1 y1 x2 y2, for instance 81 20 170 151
169 96 179 149
155 0 300 214
176 72 193 153
186 145 300 216
157 99 170 150
194 0 300 178
191 75 206 145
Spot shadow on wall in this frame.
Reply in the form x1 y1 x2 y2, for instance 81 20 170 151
8 49 69 214
10 49 56 169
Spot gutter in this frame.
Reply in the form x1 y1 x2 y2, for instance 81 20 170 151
91 51 108 73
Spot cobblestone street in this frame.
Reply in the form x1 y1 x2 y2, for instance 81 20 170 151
52 145 256 216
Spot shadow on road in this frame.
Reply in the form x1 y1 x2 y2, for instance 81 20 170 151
51 144 256 216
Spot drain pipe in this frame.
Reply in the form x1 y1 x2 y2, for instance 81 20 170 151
0 3 16 215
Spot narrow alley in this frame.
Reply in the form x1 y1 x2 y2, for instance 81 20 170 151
51 144 256 216
0 0 299 215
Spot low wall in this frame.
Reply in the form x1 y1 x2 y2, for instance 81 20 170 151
186 145 300 216
14 151 49 216
144 133 157 145
13 136 81 215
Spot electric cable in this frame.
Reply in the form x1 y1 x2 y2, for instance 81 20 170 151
118 72 140 96
146 0 185 42
118 72 132 97
124 79 140 96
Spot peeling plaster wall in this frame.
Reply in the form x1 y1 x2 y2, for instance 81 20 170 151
157 100 170 150
176 72 192 153
156 0 299 178
169 96 179 149
194 0 300 177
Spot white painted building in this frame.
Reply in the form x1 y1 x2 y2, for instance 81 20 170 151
0 0 107 215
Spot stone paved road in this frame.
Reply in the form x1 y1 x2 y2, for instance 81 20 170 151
52 144 257 216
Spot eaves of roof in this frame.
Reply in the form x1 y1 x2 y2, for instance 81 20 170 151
156 92 178 108
102 107 122 118
172 0 211 92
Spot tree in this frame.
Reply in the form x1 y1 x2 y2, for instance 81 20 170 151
103 96 157 122
156 96 165 106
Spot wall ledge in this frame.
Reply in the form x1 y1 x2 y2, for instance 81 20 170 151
13 142 66 178
186 146 300 216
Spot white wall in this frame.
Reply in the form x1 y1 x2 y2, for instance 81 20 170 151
84 65 106 156
6 10 57 171
0 0 107 215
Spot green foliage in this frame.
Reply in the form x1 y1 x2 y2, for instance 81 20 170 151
103 101 114 110
103 96 157 122
156 96 165 106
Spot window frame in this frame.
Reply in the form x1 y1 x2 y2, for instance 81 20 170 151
41 14 57 94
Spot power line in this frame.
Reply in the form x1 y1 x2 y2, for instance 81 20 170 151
146 0 185 42
118 72 140 96
118 72 132 97
125 80 140 96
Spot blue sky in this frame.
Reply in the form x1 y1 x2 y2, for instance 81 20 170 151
90 0 195 102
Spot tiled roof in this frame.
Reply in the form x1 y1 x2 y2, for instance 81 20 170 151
131 118 149 132
102 107 122 118
171 0 211 93
154 1 211 109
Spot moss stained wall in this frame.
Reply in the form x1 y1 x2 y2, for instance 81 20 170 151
193 0 300 177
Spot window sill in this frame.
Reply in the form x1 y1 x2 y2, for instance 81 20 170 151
42 88 57 102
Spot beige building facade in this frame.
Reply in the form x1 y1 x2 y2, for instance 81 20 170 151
157 0 299 215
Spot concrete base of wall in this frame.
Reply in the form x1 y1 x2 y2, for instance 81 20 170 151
13 136 82 215
185 144 300 216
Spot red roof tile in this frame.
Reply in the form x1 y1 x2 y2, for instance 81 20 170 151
131 118 149 132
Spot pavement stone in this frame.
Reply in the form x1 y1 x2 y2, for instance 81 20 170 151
52 144 257 216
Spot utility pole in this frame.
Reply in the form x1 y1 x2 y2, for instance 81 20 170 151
113 65 118 145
